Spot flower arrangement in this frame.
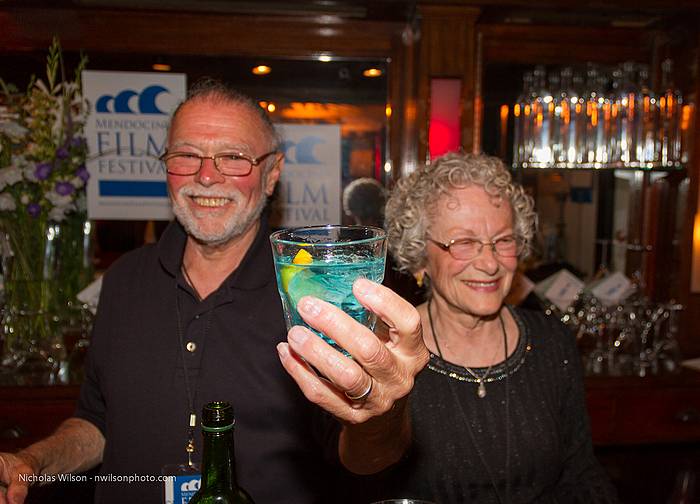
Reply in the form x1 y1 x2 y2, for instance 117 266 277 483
0 38 92 318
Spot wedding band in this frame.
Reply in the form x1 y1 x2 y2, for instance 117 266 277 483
344 376 373 402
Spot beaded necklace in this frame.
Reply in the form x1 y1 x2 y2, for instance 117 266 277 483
427 299 511 503
428 300 504 398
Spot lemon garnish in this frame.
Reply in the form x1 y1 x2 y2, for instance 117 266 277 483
292 249 313 265
280 248 313 292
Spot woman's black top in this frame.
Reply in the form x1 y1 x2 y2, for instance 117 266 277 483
352 306 618 504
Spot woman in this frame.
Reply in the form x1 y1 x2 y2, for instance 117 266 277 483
368 152 617 503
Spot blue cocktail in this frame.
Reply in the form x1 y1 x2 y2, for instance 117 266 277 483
270 226 387 353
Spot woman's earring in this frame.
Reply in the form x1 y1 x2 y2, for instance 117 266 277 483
415 271 425 287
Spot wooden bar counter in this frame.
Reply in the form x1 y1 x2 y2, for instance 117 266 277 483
3 370 700 450
586 368 700 446
1 370 699 502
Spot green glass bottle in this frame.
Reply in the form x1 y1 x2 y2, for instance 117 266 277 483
189 401 255 504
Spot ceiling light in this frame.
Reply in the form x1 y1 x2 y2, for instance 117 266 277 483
266 103 276 113
152 63 171 72
362 68 383 78
318 54 333 63
252 65 271 76
318 28 338 37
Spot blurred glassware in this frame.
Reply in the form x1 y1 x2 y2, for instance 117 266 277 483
1 309 63 385
58 302 93 384
513 61 691 170
545 276 682 376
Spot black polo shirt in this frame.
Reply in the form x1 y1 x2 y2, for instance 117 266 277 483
76 218 341 503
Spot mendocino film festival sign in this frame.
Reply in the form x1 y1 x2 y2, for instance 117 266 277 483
82 70 186 220
83 71 342 225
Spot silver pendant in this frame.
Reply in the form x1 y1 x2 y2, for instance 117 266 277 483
477 381 487 398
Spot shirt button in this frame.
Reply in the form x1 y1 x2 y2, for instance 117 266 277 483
186 341 197 353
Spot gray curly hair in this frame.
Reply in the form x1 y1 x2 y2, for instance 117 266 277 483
385 152 537 274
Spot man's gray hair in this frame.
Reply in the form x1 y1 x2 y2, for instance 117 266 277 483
168 78 282 174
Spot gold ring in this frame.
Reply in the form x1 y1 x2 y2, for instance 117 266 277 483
344 376 373 402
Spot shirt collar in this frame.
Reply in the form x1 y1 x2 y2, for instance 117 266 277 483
158 215 275 292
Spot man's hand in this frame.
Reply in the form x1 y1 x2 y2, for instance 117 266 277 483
0 417 104 504
277 278 428 423
0 451 40 504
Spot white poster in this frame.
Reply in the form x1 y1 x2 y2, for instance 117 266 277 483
82 70 186 220
273 124 342 227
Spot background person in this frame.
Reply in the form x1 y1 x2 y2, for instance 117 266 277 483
342 177 387 227
342 177 424 307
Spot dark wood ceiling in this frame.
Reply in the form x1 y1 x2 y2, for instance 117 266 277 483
2 0 699 24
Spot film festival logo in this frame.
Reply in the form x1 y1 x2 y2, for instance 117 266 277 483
281 136 324 165
95 85 172 114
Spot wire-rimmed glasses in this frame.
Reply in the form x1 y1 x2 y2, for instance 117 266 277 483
426 235 525 261
159 150 279 177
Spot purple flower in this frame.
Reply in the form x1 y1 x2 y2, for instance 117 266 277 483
56 147 70 159
27 203 41 218
76 164 90 182
35 162 53 180
55 181 75 196
70 137 85 148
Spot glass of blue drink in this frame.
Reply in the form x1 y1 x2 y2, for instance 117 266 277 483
270 225 387 353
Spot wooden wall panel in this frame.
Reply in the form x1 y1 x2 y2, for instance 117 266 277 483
388 27 420 181
416 4 480 163
678 32 700 358
0 7 398 58
479 24 652 65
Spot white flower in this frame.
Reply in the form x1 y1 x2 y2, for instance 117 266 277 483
71 176 85 189
0 120 28 141
0 194 16 212
34 79 50 95
49 207 70 222
44 190 73 208
20 194 30 205
11 155 28 168
23 165 38 182
0 166 23 186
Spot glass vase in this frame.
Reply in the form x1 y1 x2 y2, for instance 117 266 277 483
54 212 94 312
0 216 61 383
0 212 92 384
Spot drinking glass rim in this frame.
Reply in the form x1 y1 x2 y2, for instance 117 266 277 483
370 500 437 504
270 224 386 247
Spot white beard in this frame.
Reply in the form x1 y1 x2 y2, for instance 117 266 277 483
171 182 268 247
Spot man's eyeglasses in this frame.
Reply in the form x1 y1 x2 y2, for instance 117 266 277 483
427 235 524 261
159 150 280 177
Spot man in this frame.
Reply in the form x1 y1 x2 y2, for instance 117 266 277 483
342 177 387 227
0 80 427 503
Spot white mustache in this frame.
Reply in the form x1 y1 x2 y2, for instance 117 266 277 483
178 185 242 200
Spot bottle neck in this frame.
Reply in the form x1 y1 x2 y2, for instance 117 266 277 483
200 427 238 491
662 59 675 91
